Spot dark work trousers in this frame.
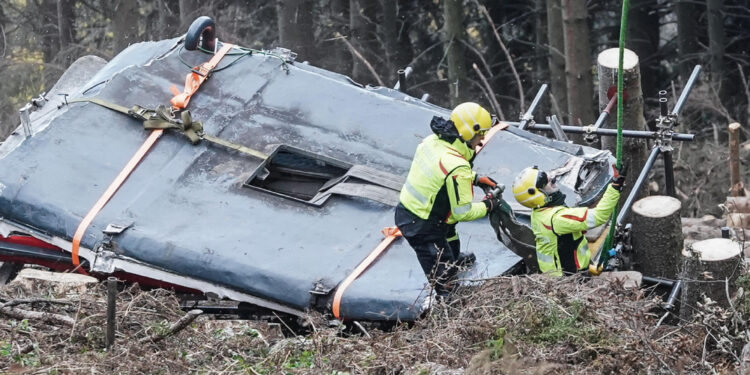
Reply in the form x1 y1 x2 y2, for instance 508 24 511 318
395 204 459 296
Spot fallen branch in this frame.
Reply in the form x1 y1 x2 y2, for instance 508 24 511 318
0 304 75 326
1 298 74 308
333 32 385 87
138 309 203 344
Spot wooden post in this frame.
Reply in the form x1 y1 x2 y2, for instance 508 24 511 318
631 196 684 279
597 48 650 208
729 122 745 197
106 277 117 349
679 238 743 321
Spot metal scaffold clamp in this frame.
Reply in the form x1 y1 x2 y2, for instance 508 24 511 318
654 90 677 153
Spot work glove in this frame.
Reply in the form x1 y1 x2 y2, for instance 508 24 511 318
475 175 498 191
611 163 627 191
482 192 502 212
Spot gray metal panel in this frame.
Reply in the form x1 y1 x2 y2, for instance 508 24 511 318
0 39 609 320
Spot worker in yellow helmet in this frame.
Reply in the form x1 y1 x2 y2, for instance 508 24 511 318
395 102 501 296
511 166 625 276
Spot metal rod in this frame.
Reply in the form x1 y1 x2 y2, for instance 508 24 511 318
617 147 661 226
659 90 669 117
642 275 675 288
664 279 683 311
548 115 569 142
512 122 695 142
518 84 548 130
672 65 702 116
593 95 617 131
106 277 117 349
663 150 676 197
393 66 413 91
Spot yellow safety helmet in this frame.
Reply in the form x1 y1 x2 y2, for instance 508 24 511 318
512 167 547 209
450 102 493 141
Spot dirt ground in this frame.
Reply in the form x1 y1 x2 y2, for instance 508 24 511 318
1 268 749 374
2 127 749 374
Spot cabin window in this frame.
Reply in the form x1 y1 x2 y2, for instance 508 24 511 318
244 145 351 205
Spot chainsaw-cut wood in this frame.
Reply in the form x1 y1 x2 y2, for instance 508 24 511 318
726 196 750 213
729 123 745 197
679 238 742 321
631 195 683 279
597 48 649 207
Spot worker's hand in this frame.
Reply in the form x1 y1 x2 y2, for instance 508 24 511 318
482 193 501 212
475 175 498 190
612 163 627 191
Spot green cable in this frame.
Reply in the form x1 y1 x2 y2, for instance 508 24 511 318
176 43 291 73
601 0 629 263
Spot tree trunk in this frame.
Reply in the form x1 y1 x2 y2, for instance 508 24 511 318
631 195 684 279
349 0 379 84
57 0 75 65
277 0 315 62
561 0 594 129
534 0 549 116
729 122 745 196
381 0 398 85
329 0 352 75
627 0 659 99
676 0 700 82
38 0 60 63
546 0 567 120
179 0 200 28
597 48 649 202
707 0 726 100
679 238 742 321
112 0 139 53
443 0 468 107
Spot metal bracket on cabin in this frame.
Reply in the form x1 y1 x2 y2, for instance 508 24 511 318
18 92 48 138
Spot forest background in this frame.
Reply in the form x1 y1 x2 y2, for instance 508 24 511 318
0 0 748 216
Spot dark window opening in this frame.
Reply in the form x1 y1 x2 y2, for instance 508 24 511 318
244 145 351 205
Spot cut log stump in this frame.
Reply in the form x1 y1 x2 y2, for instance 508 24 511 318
631 195 684 279
597 48 649 205
679 238 743 322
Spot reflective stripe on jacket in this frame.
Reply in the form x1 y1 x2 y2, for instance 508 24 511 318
530 185 620 276
399 134 486 223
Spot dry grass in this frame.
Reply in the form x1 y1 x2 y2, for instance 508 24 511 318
1 273 747 374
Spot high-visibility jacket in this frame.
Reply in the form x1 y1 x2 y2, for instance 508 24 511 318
399 134 487 225
530 185 620 276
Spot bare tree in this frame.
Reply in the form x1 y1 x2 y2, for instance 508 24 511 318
112 0 139 53
443 0 468 106
38 0 60 63
380 0 412 85
277 0 315 61
57 0 76 65
627 0 659 98
350 0 379 84
707 0 726 100
676 0 700 82
328 0 352 75
546 0 567 121
179 0 200 28
561 0 594 128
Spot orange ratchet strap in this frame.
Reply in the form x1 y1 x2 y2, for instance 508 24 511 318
475 121 509 154
170 43 234 110
332 227 402 320
72 46 235 273
71 130 164 274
